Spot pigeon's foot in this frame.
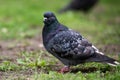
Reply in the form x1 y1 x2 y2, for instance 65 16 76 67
59 66 70 73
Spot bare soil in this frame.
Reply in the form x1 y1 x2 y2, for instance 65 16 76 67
0 35 44 63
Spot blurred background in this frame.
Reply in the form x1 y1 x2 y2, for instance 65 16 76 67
0 0 120 43
0 0 120 79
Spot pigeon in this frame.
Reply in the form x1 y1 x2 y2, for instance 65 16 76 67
59 0 98 13
42 12 120 73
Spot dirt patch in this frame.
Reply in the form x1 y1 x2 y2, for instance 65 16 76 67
0 69 36 79
0 35 44 63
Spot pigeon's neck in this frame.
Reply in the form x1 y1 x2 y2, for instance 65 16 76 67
42 21 60 46
44 21 60 34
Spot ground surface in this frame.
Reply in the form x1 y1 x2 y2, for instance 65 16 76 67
0 0 120 80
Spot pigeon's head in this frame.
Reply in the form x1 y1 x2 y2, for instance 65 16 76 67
43 12 58 25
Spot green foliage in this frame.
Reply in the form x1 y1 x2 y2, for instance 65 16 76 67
16 51 49 69
0 61 19 71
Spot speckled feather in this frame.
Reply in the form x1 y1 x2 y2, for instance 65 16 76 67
46 30 95 65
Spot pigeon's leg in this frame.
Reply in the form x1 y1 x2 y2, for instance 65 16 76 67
59 66 70 73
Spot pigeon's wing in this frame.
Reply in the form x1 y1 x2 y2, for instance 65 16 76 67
47 30 95 60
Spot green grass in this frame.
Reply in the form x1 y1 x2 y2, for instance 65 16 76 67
0 0 120 80
1 50 120 80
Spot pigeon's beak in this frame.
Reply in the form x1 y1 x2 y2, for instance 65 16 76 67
43 17 47 22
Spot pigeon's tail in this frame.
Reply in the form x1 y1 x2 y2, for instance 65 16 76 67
88 51 120 66
95 51 120 66
86 47 120 66
86 45 120 66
